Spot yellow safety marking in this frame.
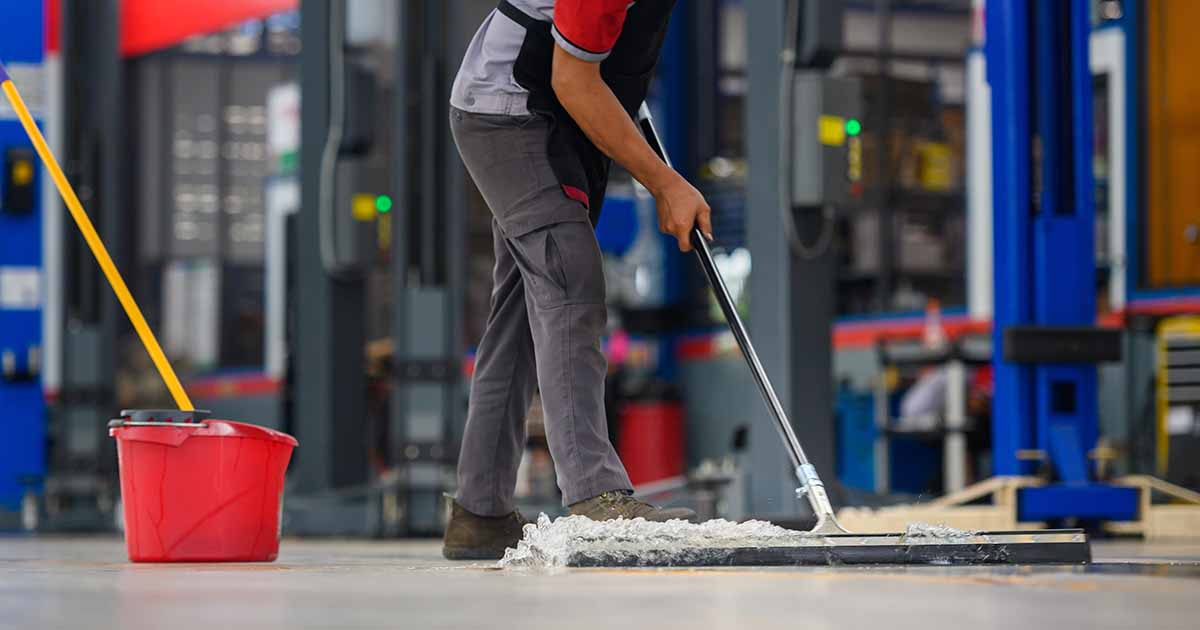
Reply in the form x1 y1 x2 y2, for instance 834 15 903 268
2 80 193 410
819 115 846 146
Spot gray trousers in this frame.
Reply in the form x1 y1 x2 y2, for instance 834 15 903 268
450 107 632 516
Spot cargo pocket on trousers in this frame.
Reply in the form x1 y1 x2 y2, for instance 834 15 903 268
509 219 604 310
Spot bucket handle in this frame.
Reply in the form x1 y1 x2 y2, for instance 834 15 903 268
108 420 209 429
107 409 213 430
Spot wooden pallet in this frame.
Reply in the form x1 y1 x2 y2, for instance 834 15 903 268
837 476 1046 533
1103 475 1200 540
838 474 1200 540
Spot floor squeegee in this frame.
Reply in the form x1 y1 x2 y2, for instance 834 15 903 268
572 104 1095 567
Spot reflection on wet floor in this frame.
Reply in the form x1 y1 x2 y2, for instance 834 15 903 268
5 538 1200 630
1051 561 1200 578
838 560 1200 579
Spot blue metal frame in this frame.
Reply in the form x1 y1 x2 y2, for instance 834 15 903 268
1030 0 1099 471
1131 287 1200 300
986 0 1035 476
835 306 969 325
1123 0 1142 302
0 1 46 519
987 0 1137 522
1019 484 1139 522
635 0 694 310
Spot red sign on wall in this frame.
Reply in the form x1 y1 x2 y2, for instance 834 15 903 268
47 0 298 56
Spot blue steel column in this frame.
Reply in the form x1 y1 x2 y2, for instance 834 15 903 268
646 0 692 314
1031 0 1098 468
985 0 1036 476
1068 0 1099 459
1122 1 1141 304
0 1 46 522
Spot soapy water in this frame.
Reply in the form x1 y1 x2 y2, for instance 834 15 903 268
500 514 816 569
902 522 979 539
498 515 984 569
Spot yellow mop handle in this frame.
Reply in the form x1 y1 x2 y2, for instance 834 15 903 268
1 64 194 411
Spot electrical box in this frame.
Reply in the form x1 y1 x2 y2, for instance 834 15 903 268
791 72 863 208
334 157 392 271
330 74 395 272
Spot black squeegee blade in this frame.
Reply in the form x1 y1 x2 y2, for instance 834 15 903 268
567 529 1091 568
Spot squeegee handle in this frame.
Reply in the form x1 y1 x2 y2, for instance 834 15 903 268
686 230 811 472
636 104 809 472
0 62 195 411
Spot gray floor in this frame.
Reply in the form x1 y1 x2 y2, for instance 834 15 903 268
2 537 1199 630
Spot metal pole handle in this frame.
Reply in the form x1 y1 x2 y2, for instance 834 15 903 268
636 104 845 533
0 62 195 411
636 104 810 470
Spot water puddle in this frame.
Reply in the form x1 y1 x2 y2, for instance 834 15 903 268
901 523 979 539
498 515 993 569
501 514 825 569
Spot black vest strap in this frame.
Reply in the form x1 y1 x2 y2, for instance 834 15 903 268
493 0 675 221
497 1 540 30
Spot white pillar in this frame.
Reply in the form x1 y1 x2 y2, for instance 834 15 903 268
966 0 993 320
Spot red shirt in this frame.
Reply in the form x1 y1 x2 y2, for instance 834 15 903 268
552 0 631 62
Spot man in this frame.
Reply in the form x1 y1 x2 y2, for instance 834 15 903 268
443 0 713 560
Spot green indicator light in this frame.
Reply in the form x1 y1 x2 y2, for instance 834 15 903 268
845 119 862 136
376 195 393 214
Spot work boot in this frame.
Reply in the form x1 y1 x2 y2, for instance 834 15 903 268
442 501 532 560
569 491 696 522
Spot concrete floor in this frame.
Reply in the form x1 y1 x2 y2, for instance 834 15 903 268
2 537 1199 630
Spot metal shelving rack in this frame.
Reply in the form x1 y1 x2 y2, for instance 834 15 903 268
837 0 970 315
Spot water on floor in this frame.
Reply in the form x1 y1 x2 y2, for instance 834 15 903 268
499 514 981 569
2 536 1198 630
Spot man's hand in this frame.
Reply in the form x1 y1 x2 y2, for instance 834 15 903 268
652 176 713 252
551 46 715 251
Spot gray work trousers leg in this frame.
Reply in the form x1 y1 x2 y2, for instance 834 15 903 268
450 107 632 516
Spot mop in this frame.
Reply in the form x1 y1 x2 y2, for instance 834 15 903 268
0 63 195 411
499 107 1091 569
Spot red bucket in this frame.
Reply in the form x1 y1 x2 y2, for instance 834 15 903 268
618 400 685 487
109 410 297 563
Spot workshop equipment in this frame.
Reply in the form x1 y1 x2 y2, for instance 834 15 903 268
985 0 1136 524
830 0 1198 539
0 62 297 559
0 4 46 530
1156 316 1200 482
610 105 1092 567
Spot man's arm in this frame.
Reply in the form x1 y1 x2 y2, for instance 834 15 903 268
550 46 712 252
